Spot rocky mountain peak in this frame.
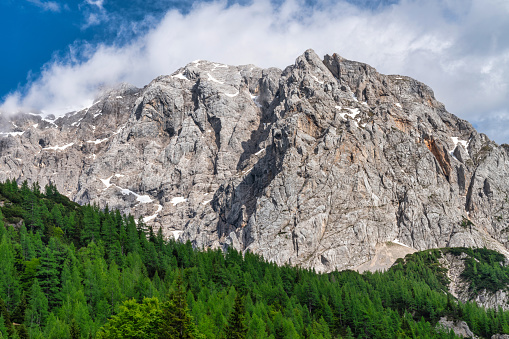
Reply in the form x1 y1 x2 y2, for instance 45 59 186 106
1 49 508 272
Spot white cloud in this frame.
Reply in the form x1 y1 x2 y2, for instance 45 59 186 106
85 0 104 9
27 0 61 12
4 0 509 143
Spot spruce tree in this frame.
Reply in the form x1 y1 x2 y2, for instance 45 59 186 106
26 280 49 328
81 206 100 244
225 293 247 339
10 294 27 324
0 314 7 339
0 209 5 240
0 298 13 337
70 318 81 339
0 234 20 311
159 273 200 339
36 245 60 308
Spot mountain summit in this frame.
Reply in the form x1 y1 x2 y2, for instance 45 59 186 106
1 49 508 272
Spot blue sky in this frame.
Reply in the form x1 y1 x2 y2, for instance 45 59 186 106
2 0 509 143
0 0 395 98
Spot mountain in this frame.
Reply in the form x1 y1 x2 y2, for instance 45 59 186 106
1 49 509 273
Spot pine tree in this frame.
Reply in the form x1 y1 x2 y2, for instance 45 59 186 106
0 234 20 311
26 280 49 328
159 273 200 339
0 314 7 339
0 209 5 240
247 313 267 339
81 205 100 244
16 323 29 339
225 293 247 339
70 318 80 339
36 245 61 308
10 294 27 324
0 298 13 337
125 216 140 254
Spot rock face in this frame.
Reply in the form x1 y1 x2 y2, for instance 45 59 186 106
2 49 509 272
440 252 509 310
437 317 476 338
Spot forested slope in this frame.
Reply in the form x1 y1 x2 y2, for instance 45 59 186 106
1 180 509 338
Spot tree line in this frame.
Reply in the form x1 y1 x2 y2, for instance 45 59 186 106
0 179 508 338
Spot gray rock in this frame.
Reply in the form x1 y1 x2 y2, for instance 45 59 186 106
2 49 509 276
440 252 509 310
437 317 476 338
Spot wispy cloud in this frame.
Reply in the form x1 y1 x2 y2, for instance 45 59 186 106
4 0 509 143
85 0 104 9
80 0 108 28
27 0 61 12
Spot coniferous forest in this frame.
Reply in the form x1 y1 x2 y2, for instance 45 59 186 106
1 180 509 338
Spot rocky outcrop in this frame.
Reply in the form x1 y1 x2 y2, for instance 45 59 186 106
437 317 476 338
440 252 509 310
1 49 509 272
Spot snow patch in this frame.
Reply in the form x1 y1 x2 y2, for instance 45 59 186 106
86 138 109 145
207 73 224 84
172 73 188 80
395 103 402 108
43 143 74 151
171 230 184 241
100 176 113 189
310 74 324 84
42 118 57 127
213 63 228 68
255 148 265 156
116 96 123 99
202 199 212 205
451 137 470 156
224 90 239 98
251 94 262 108
170 197 187 206
143 204 162 223
0 131 24 137
136 195 153 204
336 107 360 120
392 239 414 249
33 123 38 128
119 187 153 204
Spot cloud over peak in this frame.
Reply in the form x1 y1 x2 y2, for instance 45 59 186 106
4 0 509 143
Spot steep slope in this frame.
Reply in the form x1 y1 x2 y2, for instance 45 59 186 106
1 49 509 272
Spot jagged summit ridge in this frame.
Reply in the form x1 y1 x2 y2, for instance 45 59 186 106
1 49 508 272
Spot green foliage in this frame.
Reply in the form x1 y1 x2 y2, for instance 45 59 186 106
159 273 201 339
96 298 162 339
445 247 509 294
2 180 509 338
225 294 247 339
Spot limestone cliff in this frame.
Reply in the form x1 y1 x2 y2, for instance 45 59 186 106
1 49 509 272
